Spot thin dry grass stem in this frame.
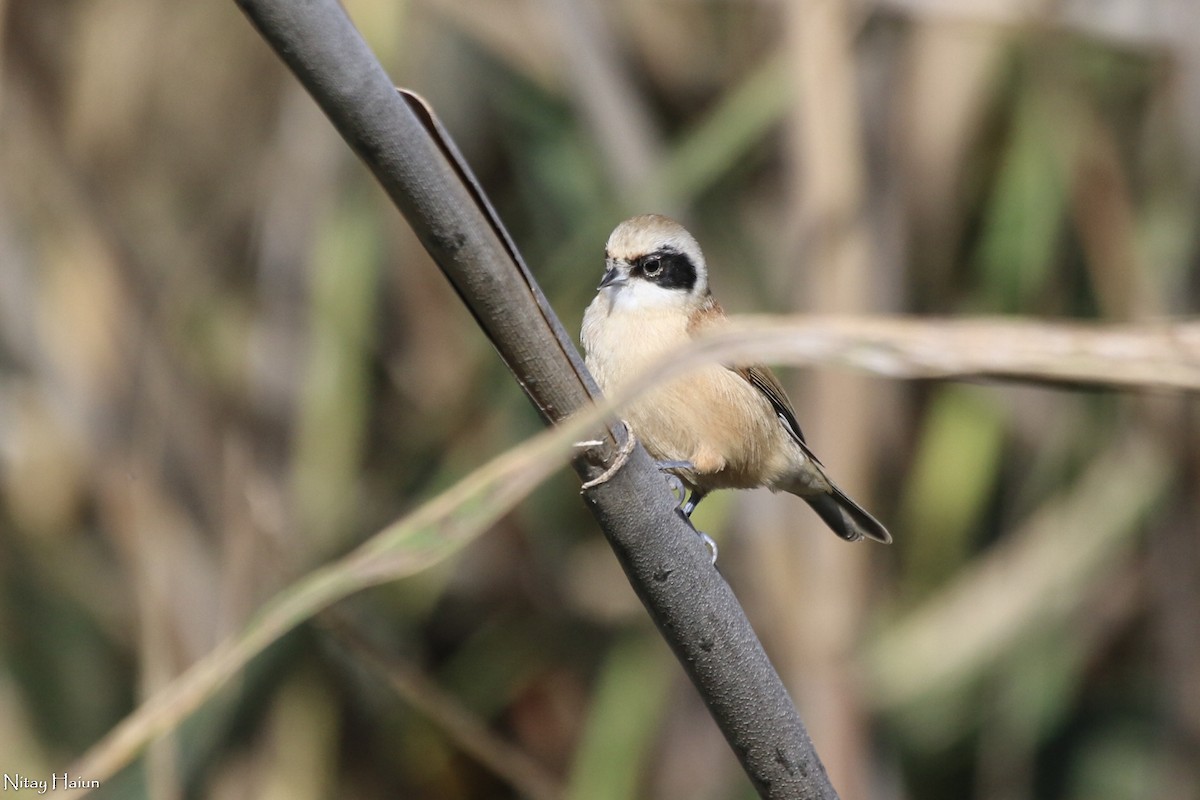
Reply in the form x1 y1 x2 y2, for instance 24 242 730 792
62 395 618 795
1070 112 1151 319
703 316 1200 391
52 308 1200 796
6 1 1198 797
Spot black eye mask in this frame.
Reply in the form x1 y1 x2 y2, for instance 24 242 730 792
634 249 697 292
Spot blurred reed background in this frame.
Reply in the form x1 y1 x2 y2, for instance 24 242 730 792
1 0 1198 798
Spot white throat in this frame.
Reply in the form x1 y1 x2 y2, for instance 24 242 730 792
604 280 693 314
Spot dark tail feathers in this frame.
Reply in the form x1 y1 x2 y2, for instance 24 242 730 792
804 488 891 544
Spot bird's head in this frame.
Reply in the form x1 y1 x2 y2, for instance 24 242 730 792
598 214 709 311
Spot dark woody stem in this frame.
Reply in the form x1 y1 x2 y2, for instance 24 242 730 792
233 1 841 797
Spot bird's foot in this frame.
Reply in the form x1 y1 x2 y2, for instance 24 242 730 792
663 472 688 506
578 422 637 491
653 460 693 504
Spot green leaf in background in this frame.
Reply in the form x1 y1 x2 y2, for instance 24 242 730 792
898 385 1005 598
566 633 673 800
975 79 1079 311
292 191 382 555
1066 724 1167 800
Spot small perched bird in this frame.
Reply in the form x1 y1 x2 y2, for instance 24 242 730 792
581 214 890 544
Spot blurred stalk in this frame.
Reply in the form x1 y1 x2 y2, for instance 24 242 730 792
975 564 1140 799
566 633 673 800
899 19 1003 302
872 0 1173 48
657 53 789 210
291 191 381 556
1071 108 1151 319
545 51 792 309
1148 423 1200 794
422 0 563 92
343 0 407 65
126 467 184 800
703 315 1200 390
975 75 1078 312
780 1 884 795
897 387 1005 598
257 666 341 800
540 0 666 209
0 673 51 779
250 82 341 425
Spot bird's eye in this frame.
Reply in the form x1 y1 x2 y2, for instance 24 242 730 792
642 257 662 277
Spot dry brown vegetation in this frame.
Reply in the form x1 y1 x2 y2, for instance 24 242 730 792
1 1 1198 798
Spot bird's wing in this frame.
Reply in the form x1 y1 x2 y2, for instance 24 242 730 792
732 365 814 453
686 295 817 459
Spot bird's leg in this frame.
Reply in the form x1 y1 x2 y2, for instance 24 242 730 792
653 460 718 564
681 489 707 518
657 465 720 566
684 491 717 562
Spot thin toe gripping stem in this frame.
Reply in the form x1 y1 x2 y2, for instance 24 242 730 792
653 460 692 505
653 462 717 563
578 422 637 491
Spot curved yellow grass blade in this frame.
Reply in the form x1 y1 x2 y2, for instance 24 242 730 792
63 405 620 796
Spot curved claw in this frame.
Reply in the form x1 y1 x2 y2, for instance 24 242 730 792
673 506 718 564
697 530 719 564
664 473 687 504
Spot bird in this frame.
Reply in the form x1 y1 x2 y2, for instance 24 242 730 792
581 214 890 545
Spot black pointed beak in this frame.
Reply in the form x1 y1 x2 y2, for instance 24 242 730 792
598 267 626 289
